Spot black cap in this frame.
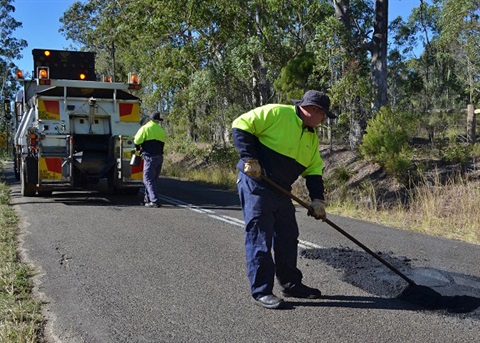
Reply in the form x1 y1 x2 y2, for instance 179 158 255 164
293 90 335 119
149 112 163 121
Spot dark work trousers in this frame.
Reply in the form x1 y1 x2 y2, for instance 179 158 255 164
237 173 303 299
143 154 163 204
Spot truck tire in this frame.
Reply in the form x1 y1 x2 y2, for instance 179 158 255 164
21 160 36 197
107 168 120 195
13 159 20 180
13 148 20 180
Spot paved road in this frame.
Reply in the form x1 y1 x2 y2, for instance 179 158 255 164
6 163 480 342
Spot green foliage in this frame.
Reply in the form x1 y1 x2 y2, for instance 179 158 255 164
166 139 208 160
274 52 315 101
1 0 28 107
438 0 480 104
51 0 479 152
383 149 415 185
443 143 471 164
470 143 480 159
330 165 352 185
207 146 239 167
324 165 353 202
360 107 417 183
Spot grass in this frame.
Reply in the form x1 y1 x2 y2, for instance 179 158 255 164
0 153 44 342
327 173 480 245
0 180 44 342
162 143 239 190
164 163 238 190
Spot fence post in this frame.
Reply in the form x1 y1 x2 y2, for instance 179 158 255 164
467 104 476 144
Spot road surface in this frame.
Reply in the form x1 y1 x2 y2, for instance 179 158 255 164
5 163 480 342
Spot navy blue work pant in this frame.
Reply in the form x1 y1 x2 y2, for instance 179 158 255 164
237 173 303 299
143 155 163 204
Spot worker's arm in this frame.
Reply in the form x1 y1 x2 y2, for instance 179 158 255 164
232 128 259 161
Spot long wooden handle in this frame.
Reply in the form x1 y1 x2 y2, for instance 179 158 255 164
260 175 416 286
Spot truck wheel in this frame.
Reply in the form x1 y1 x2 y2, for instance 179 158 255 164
14 159 20 180
107 173 120 194
21 161 36 196
13 149 20 180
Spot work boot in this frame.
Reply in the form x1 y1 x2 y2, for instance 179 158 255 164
252 294 284 309
144 202 161 208
280 283 322 299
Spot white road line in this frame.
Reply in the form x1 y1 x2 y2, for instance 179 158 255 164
157 194 323 249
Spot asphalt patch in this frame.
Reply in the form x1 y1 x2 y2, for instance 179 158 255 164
300 246 480 316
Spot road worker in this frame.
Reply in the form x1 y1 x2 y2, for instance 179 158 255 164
134 112 166 208
232 90 335 309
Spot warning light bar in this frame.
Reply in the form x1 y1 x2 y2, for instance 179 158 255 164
128 72 141 90
38 67 48 79
15 70 24 80
36 66 51 85
32 49 96 81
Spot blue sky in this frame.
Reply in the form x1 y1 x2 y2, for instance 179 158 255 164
12 0 424 75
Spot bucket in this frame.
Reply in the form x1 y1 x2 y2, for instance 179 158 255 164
130 152 141 167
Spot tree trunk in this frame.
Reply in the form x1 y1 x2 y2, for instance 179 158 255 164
334 0 389 148
371 0 388 110
251 4 270 107
467 104 476 144
334 0 351 31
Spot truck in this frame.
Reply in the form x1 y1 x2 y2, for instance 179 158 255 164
12 49 144 196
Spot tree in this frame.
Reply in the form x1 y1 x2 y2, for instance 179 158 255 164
1 0 27 98
389 0 476 143
60 0 337 143
60 0 130 81
0 0 27 138
333 0 389 111
320 0 374 149
438 0 480 105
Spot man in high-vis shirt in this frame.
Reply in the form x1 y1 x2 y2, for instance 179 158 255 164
232 90 335 309
134 112 166 208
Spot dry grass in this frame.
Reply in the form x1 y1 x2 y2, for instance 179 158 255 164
404 175 480 243
0 178 44 342
329 174 480 245
164 163 238 190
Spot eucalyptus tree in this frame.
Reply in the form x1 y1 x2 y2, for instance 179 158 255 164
390 0 475 142
331 0 389 111
389 1 444 113
0 0 27 102
438 0 480 106
59 0 337 143
270 0 335 101
60 0 132 82
313 0 374 148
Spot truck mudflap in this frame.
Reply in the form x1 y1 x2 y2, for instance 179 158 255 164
107 135 143 194
39 157 63 180
37 134 71 186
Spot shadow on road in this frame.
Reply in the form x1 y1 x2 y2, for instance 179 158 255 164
301 247 480 318
3 162 242 211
